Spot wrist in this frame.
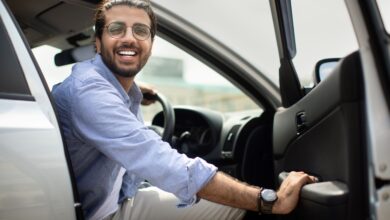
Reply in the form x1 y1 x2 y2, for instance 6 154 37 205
272 191 288 214
256 187 263 213
257 188 278 215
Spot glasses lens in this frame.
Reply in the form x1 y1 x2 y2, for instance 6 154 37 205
107 22 126 38
133 24 151 40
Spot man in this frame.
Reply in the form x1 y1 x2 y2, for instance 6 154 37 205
52 0 316 219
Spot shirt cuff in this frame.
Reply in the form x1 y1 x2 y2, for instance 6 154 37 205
176 157 217 208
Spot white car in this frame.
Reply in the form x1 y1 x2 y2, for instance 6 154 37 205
0 0 389 219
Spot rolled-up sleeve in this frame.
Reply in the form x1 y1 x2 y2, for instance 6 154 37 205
69 76 217 205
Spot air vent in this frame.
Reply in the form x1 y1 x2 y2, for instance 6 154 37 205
223 125 240 152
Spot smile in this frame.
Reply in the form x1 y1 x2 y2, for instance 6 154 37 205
117 50 136 56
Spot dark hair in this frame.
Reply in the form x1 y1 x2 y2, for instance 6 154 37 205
94 0 157 40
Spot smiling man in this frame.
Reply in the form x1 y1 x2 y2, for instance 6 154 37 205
52 0 316 219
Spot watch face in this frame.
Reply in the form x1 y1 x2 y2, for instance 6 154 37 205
261 189 277 202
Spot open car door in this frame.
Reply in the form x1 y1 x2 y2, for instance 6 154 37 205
270 0 390 219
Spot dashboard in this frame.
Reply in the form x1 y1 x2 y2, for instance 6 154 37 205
151 106 266 180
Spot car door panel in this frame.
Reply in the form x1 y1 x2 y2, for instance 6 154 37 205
273 51 366 220
0 2 79 219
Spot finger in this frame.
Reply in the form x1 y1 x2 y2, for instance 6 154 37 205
291 171 318 182
148 89 157 95
309 175 319 183
141 100 156 106
299 174 318 185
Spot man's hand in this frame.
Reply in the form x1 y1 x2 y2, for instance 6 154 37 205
138 82 157 106
272 171 318 214
196 171 316 214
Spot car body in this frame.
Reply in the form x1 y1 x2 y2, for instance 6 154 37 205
0 0 389 219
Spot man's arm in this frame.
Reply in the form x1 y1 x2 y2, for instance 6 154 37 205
197 171 316 214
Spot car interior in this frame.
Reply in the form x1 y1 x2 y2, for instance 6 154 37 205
4 0 372 219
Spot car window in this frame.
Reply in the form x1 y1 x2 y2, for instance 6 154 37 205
376 0 390 34
155 0 280 86
291 0 359 86
139 37 258 122
33 36 258 123
0 19 31 99
32 45 72 89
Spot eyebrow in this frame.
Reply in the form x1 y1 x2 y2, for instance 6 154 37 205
108 20 150 28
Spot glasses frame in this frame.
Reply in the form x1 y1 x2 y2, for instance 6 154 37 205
105 21 151 41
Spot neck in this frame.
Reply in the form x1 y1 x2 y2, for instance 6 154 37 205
114 74 134 93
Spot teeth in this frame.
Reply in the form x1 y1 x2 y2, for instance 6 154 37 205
118 50 136 56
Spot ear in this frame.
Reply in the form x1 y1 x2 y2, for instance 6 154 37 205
95 37 101 54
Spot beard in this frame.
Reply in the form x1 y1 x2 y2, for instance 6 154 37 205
100 42 150 78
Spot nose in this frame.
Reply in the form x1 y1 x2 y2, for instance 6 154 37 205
122 27 136 41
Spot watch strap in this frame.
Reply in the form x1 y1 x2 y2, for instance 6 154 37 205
256 187 263 215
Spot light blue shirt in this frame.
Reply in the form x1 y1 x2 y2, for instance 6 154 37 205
52 54 217 219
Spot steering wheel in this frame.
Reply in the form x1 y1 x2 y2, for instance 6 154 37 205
144 92 175 145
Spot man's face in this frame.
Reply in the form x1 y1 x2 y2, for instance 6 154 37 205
96 6 153 78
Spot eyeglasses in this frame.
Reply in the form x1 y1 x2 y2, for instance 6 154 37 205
105 21 151 41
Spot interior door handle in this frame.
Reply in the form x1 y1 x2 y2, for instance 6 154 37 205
278 172 349 205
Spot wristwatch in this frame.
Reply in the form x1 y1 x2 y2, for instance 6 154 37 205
258 188 278 214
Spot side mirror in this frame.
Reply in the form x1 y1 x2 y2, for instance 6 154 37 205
313 58 340 84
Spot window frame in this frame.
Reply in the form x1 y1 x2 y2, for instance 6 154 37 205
0 17 34 101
